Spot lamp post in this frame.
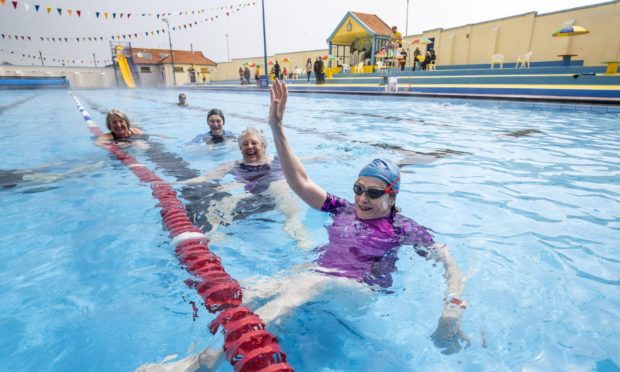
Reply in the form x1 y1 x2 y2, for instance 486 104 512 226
161 18 177 86
405 0 410 36
225 34 230 62
261 0 268 83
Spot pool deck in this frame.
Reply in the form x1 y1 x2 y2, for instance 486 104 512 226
192 63 620 106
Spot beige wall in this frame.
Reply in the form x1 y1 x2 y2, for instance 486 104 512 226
402 1 620 67
211 49 328 81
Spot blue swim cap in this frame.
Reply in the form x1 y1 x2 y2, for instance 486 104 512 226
358 158 400 192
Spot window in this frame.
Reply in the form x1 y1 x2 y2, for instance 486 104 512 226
200 67 208 73
140 66 152 73
174 66 184 72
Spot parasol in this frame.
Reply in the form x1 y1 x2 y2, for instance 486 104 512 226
552 25 590 37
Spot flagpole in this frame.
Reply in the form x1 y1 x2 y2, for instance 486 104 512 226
261 0 268 84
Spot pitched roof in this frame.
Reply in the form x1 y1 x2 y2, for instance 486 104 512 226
131 48 216 66
351 12 393 36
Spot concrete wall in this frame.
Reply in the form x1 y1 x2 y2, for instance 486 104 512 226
0 65 116 88
404 1 620 67
212 49 328 81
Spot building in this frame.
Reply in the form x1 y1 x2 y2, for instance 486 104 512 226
131 48 217 87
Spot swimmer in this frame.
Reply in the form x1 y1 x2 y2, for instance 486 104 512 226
1 161 104 190
184 126 311 248
190 109 236 144
96 109 144 144
177 93 188 106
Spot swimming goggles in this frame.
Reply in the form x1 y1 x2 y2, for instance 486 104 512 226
353 176 400 199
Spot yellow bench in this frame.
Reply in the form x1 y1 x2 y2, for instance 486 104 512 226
602 61 620 74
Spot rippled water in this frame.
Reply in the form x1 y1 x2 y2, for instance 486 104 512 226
0 89 618 371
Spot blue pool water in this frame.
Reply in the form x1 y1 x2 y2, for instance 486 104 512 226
0 89 619 371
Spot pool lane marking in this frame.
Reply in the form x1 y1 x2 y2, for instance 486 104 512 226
0 95 38 114
70 93 293 371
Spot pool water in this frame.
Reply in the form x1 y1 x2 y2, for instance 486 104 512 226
0 89 619 371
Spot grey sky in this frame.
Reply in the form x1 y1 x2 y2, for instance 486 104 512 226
0 0 607 66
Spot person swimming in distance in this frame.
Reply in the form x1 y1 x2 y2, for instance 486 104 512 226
190 109 236 145
177 93 188 106
183 125 311 248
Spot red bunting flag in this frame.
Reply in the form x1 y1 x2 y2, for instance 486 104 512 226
12 1 17 9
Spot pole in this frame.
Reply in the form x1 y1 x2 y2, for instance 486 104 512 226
93 53 97 67
405 0 410 36
39 51 44 67
162 18 177 86
261 0 268 82
225 34 230 62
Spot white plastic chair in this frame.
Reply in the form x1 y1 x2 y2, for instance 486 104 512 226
341 63 350 74
490 54 504 69
516 52 532 68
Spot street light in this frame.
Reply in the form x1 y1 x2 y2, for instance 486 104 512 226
161 18 177 86
225 34 230 62
405 0 410 36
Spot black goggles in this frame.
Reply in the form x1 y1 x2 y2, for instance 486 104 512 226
352 176 400 199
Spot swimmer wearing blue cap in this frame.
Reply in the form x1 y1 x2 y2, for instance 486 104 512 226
263 79 470 354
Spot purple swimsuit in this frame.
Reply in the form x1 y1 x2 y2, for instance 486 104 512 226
233 159 284 194
316 193 435 287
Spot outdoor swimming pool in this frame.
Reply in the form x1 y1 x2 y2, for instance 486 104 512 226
1 89 618 371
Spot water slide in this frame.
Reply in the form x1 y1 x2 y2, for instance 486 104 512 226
114 45 136 88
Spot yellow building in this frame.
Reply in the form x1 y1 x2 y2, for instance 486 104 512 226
404 0 620 68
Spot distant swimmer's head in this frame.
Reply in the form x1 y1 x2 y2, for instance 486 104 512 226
106 109 133 139
238 127 267 165
178 93 187 106
207 109 225 137
354 159 400 219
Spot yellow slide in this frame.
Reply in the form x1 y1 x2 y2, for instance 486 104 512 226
114 45 136 88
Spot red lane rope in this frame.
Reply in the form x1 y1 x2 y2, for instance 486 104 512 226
71 94 293 371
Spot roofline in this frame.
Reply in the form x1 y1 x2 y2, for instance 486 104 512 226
326 11 375 44
538 0 617 16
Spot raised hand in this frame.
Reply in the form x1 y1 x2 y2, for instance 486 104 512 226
269 79 288 127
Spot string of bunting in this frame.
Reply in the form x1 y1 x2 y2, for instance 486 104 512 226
0 48 111 65
0 0 256 20
0 3 255 43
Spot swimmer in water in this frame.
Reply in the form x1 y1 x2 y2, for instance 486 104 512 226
184 125 311 248
96 109 144 144
177 93 188 106
190 109 236 145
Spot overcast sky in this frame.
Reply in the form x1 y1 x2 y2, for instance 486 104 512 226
0 0 608 66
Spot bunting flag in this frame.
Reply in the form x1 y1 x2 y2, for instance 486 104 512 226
0 2 255 43
1 1 257 21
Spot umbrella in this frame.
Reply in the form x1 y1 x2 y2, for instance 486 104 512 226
411 37 432 45
268 59 275 65
374 49 387 58
281 57 291 63
321 54 337 61
248 62 256 67
552 25 589 37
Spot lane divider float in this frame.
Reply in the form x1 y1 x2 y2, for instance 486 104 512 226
71 93 293 372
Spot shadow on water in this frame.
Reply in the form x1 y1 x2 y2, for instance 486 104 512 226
505 129 544 137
